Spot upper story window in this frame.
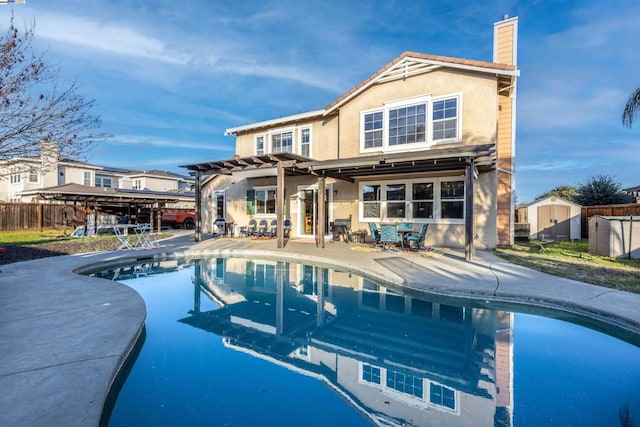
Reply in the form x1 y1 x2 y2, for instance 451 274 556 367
271 130 293 153
361 94 460 153
132 179 143 190
433 98 458 140
9 167 21 184
253 126 311 156
300 127 311 157
28 167 39 183
95 175 112 188
255 135 265 155
83 171 91 186
363 111 383 149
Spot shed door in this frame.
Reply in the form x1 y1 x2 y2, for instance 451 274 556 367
538 205 571 240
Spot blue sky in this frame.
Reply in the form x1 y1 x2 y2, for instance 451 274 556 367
3 0 639 202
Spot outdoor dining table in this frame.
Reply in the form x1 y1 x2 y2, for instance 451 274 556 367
396 223 414 248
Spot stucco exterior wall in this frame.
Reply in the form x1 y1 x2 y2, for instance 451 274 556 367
234 115 339 160
336 70 498 158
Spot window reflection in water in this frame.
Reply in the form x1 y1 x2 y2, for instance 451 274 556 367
177 258 513 427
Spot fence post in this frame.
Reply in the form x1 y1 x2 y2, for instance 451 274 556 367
38 204 44 232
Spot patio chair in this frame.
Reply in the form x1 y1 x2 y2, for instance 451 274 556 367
114 225 135 250
368 223 381 246
247 219 258 236
397 222 413 248
380 224 399 250
283 219 292 238
258 219 269 236
269 219 278 237
406 224 429 249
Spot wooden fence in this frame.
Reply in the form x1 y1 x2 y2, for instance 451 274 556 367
0 203 86 231
581 203 640 238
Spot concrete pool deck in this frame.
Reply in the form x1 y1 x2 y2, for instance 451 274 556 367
1 233 640 426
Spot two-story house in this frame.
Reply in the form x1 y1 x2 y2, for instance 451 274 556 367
0 146 195 207
185 17 519 257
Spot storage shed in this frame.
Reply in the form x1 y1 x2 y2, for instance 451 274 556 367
588 215 640 258
526 196 582 240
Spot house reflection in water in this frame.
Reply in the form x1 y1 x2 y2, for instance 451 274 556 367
180 258 514 427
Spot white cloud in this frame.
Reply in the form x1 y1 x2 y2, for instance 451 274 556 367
35 12 190 65
114 135 232 152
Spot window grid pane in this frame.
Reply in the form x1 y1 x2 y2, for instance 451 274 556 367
389 104 426 146
433 98 458 141
364 112 383 148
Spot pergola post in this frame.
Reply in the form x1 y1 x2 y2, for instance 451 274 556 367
195 171 202 242
465 160 475 261
276 161 285 248
317 176 326 248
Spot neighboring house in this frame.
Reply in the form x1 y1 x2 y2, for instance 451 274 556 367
185 17 519 256
525 196 582 241
624 185 640 203
0 147 195 208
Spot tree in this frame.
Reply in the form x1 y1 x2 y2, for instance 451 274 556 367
622 87 640 128
0 16 105 174
576 174 633 206
535 185 579 203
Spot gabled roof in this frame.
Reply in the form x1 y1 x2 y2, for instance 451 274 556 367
324 51 518 115
223 51 519 135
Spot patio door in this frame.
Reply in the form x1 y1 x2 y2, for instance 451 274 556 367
298 185 331 237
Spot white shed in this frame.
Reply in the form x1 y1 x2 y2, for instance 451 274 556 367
527 196 582 240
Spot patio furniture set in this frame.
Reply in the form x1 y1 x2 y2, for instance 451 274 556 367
114 223 160 250
368 222 429 250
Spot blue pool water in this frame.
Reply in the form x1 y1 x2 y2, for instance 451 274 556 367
92 257 640 427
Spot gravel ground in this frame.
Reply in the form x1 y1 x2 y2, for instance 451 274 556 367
0 238 122 265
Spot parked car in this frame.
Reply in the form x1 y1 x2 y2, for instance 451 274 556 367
161 210 195 229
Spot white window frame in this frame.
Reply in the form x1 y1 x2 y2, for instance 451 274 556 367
360 93 461 153
28 167 39 184
269 128 294 154
358 176 465 224
299 127 312 158
255 134 265 155
95 175 113 188
428 380 459 414
431 94 462 145
83 171 92 187
253 185 277 217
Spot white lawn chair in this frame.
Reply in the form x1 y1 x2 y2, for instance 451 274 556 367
134 223 157 249
114 225 135 250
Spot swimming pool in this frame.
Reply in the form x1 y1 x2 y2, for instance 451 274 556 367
91 257 640 426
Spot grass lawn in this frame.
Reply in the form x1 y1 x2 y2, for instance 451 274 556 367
495 240 640 293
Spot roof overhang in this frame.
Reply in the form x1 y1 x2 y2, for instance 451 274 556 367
19 184 193 204
224 109 325 136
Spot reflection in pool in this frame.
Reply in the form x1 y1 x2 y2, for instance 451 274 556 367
92 257 640 426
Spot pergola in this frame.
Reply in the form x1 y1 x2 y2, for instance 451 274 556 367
183 144 496 260
21 183 191 231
